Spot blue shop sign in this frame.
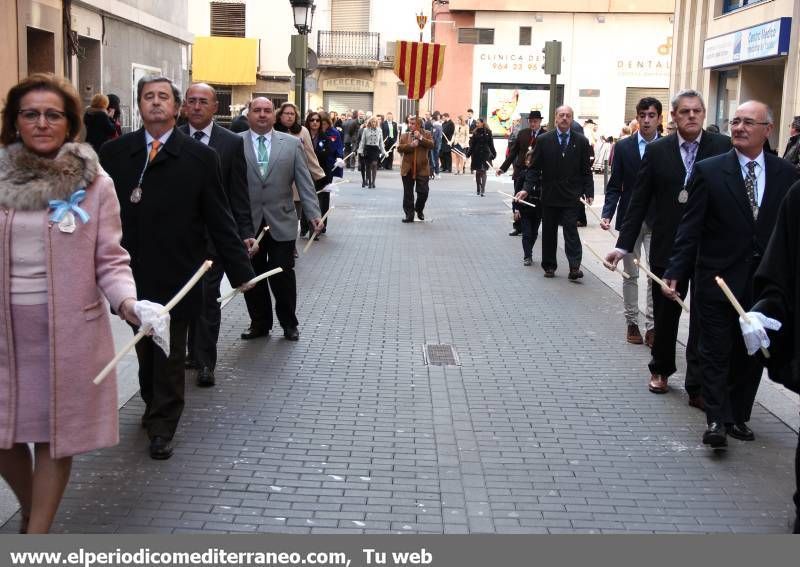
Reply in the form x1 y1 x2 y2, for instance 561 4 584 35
703 17 791 68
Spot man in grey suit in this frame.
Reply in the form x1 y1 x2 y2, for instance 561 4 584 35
239 97 323 341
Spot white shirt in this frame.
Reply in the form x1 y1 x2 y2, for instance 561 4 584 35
188 122 214 145
736 149 766 207
250 129 272 159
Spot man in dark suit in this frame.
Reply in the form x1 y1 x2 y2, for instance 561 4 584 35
466 108 477 133
600 97 662 346
664 100 799 447
519 105 593 280
606 89 731 398
180 83 256 388
381 112 398 170
440 113 455 173
99 76 255 459
497 109 546 264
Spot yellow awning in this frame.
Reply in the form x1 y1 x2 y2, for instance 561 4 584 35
192 36 258 85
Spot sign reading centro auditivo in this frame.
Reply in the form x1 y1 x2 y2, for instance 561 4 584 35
703 17 791 68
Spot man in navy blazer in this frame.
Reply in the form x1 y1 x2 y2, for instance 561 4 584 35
664 100 800 447
180 83 256 388
601 97 662 346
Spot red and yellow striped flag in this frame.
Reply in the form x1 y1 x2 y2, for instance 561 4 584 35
394 41 446 101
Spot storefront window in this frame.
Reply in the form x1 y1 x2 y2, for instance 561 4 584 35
722 0 769 14
715 69 739 135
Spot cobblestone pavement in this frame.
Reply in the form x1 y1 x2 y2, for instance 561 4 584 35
3 170 797 534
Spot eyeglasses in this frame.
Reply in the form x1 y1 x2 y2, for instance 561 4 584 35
309 118 320 122
18 109 67 124
729 118 770 128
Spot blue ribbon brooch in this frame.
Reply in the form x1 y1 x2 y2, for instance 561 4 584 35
49 189 90 233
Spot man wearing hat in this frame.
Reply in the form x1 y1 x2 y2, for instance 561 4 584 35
497 110 546 264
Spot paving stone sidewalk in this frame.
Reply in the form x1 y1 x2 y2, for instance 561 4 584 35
2 170 797 534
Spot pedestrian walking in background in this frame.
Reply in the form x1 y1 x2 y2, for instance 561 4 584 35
100 76 254 461
466 118 496 196
0 74 145 533
276 102 326 242
783 115 800 171
398 115 433 223
358 116 386 189
83 93 116 153
428 112 443 179
310 112 344 232
107 93 123 138
440 113 455 173
381 112 398 170
452 115 469 174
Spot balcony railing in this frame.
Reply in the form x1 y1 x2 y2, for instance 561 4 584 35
317 30 380 62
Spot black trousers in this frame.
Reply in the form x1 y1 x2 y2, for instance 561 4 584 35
187 260 225 370
382 150 394 170
317 191 330 231
402 175 429 218
540 206 581 271
243 226 298 331
344 142 355 168
136 318 189 441
648 267 701 391
696 297 763 425
520 209 541 259
440 149 452 172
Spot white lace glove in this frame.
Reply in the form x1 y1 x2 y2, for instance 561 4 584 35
739 311 781 355
133 300 171 356
334 158 345 169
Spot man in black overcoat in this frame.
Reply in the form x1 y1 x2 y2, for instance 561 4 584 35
606 89 731 397
664 100 799 447
180 83 256 388
100 76 254 460
519 105 593 280
497 109 546 263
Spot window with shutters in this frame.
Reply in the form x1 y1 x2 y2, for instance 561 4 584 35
210 1 246 38
458 28 494 45
519 27 531 46
624 87 669 124
331 0 370 32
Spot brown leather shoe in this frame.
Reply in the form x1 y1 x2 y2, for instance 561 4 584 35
688 394 705 411
644 329 655 348
648 373 668 393
627 324 644 344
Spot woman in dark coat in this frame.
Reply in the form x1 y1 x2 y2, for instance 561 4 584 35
82 93 116 153
465 118 496 196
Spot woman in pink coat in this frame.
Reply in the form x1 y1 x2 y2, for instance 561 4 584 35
0 74 140 533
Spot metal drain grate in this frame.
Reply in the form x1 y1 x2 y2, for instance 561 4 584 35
423 343 460 366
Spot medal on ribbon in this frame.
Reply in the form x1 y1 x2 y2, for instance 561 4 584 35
678 188 689 204
130 186 143 203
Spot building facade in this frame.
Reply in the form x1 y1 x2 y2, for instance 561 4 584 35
671 0 799 149
4 0 191 133
432 0 675 141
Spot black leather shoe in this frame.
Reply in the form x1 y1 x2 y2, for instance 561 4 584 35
544 269 555 278
284 327 300 341
196 367 215 388
508 230 521 236
727 422 755 441
241 326 269 340
402 217 414 223
184 358 198 369
702 422 727 448
416 211 425 221
149 436 173 460
568 268 584 281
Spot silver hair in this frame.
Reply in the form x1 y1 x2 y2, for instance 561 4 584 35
671 89 705 112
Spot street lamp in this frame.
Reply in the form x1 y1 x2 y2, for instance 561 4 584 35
289 0 315 118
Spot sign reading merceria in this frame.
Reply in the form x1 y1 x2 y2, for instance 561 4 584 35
322 78 375 92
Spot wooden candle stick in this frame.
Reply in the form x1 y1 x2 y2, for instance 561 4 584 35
495 190 536 208
303 207 335 253
579 197 618 239
584 241 630 279
634 259 689 312
715 276 770 358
